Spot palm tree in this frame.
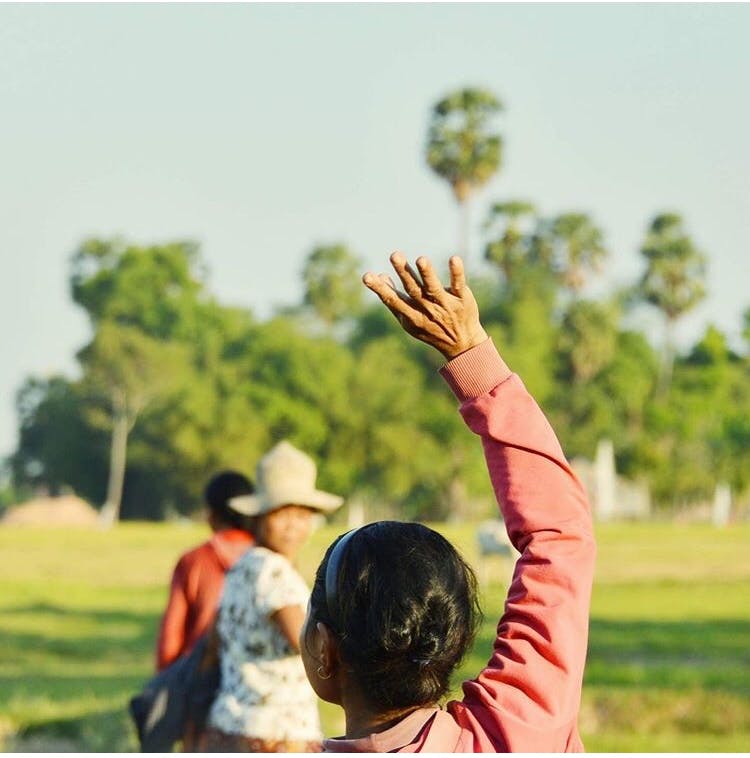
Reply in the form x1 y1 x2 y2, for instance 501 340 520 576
483 200 537 282
638 212 707 392
548 212 608 296
426 87 503 263
558 299 620 384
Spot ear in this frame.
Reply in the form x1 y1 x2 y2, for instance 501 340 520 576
315 621 339 675
304 621 343 705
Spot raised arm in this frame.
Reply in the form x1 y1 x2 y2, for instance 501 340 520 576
364 253 596 752
443 341 595 751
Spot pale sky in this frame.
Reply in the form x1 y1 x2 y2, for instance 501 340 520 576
2 3 749 460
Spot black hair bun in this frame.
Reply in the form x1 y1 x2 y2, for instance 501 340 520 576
309 521 481 711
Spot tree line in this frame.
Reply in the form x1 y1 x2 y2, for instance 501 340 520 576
5 87 750 522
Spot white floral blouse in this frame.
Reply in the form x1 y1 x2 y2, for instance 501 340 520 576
207 546 321 741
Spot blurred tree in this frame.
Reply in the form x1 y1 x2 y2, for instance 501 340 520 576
742 306 750 351
483 205 608 307
123 301 264 519
546 212 608 297
551 317 656 465
684 325 750 496
332 334 478 519
637 213 707 392
614 334 658 448
483 200 538 282
0 459 25 515
70 238 207 339
426 87 503 261
302 243 363 331
481 199 558 407
349 301 401 350
66 238 228 519
78 322 190 524
481 201 560 405
11 197 748 518
601 330 659 444
496 268 559 406
558 298 620 384
11 376 108 504
629 324 750 509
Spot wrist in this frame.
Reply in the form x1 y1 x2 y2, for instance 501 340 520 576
440 337 512 401
440 327 489 360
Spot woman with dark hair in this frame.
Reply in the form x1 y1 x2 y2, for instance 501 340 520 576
300 253 596 752
156 470 255 671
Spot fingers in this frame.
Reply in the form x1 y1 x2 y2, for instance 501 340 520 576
364 252 465 309
362 271 420 323
416 256 446 301
448 256 467 296
362 271 392 296
390 252 423 300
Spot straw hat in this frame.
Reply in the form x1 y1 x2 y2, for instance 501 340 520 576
228 440 343 516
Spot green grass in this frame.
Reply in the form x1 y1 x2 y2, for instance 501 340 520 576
1 521 748 751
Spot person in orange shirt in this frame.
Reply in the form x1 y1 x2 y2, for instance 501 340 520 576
155 470 255 671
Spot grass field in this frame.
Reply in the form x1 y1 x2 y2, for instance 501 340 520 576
1 520 748 752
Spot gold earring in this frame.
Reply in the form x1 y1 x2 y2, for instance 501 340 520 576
316 665 332 680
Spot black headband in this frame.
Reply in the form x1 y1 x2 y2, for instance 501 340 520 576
324 525 365 629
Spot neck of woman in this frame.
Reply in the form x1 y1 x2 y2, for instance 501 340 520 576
342 691 427 739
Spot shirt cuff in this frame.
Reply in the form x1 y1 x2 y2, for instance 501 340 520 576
439 337 512 402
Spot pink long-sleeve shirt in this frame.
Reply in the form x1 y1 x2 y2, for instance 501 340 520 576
323 338 596 753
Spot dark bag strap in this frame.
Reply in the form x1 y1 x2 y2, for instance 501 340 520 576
185 622 221 734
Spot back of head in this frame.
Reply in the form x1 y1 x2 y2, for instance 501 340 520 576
204 470 255 532
309 521 481 712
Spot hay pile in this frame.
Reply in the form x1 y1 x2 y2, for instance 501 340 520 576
2 495 100 527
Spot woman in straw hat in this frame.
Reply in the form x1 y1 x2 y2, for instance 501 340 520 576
200 441 343 752
299 253 595 752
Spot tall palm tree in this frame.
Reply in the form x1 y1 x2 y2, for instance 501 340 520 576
638 212 707 392
483 200 537 282
558 299 620 384
426 87 503 263
548 212 608 296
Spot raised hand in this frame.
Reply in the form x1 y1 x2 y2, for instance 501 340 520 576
362 253 488 360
